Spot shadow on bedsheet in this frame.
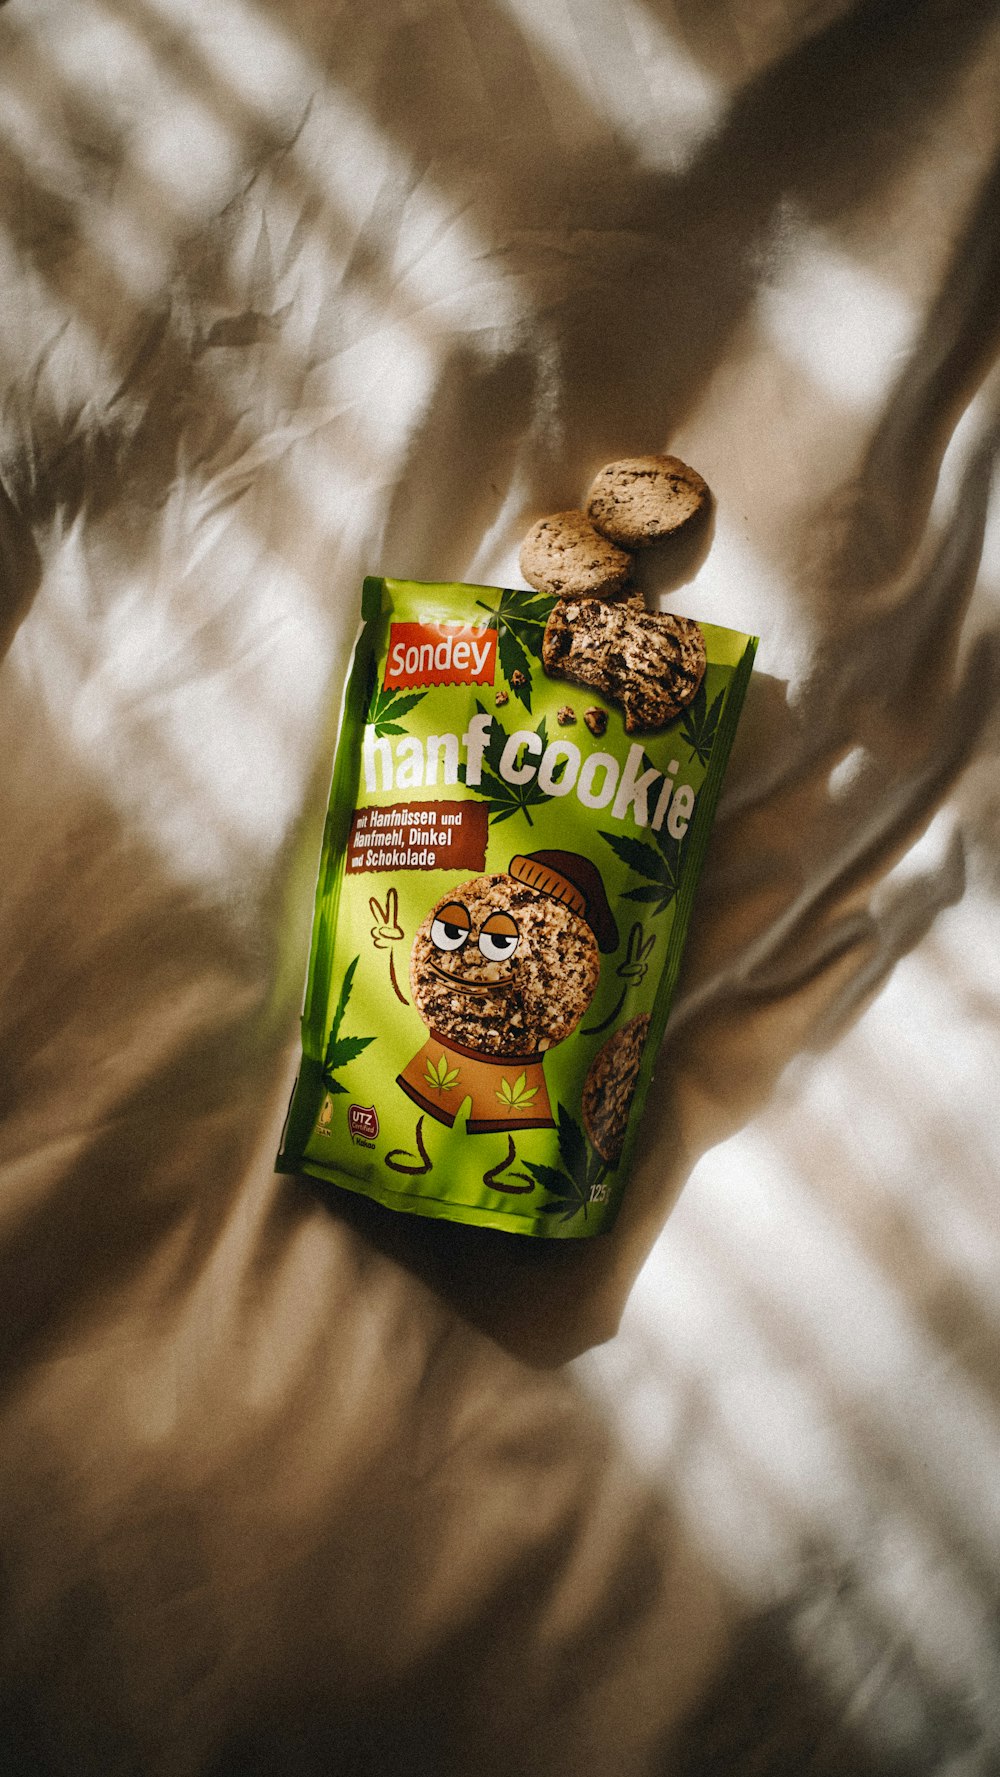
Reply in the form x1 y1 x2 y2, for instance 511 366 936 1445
0 477 41 666
817 142 1000 599
0 685 287 1381
5 0 998 615
239 0 1000 533
0 1580 966 1777
1 17 998 1777
0 1580 968 1776
193 1616 968 1777
0 704 962 1777
662 1598 981 1777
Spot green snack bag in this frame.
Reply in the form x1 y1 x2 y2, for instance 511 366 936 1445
277 577 757 1238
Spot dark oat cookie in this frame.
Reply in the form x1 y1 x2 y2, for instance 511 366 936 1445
410 874 599 1061
542 594 706 733
582 1013 650 1167
586 455 709 548
519 511 632 600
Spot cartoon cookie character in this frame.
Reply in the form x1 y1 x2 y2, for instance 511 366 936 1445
391 852 617 1188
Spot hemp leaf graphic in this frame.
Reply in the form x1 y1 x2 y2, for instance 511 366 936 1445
599 822 684 918
423 1054 461 1094
467 700 551 827
496 1071 539 1110
368 684 426 736
476 587 557 712
322 956 376 1095
680 677 725 766
524 1104 607 1223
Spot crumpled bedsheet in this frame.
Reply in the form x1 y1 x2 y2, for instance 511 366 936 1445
2 2 1000 1772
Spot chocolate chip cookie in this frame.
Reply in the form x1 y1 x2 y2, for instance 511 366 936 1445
582 1013 651 1167
586 455 709 548
519 511 632 600
542 595 706 733
410 874 600 1061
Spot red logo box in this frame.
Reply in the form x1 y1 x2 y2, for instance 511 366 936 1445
383 621 496 689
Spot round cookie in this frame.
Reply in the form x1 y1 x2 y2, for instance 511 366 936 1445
519 511 632 600
410 873 600 1061
582 1013 651 1167
586 455 709 548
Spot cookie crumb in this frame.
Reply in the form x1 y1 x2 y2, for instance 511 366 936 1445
557 705 577 726
510 670 527 689
583 707 608 736
495 689 509 705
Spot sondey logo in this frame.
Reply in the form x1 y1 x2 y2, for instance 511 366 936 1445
348 1104 379 1146
384 621 496 689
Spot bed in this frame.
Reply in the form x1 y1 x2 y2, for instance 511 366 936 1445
2 2 999 1771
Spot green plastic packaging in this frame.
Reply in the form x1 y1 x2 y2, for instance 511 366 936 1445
277 577 756 1237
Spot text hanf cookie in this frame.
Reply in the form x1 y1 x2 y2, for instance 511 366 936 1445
277 578 757 1238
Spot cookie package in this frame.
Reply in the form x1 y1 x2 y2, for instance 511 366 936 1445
276 576 757 1238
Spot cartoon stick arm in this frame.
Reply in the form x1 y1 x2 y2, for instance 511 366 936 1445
617 920 655 982
369 887 404 948
369 887 408 1005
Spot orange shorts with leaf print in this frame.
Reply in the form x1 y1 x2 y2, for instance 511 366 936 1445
396 1033 555 1134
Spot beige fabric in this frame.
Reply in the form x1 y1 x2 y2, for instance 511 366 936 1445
2 2 999 1771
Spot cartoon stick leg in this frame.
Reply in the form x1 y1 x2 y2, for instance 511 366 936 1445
482 1134 534 1193
385 1115 433 1177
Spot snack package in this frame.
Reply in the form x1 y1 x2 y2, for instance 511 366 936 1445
276 577 757 1238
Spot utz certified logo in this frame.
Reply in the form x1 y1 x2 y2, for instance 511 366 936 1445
348 1104 379 1147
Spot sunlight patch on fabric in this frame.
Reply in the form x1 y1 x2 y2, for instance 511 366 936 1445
10 510 336 891
20 0 243 229
827 745 869 799
576 1106 1000 1712
868 805 961 910
757 226 916 416
690 517 802 686
137 0 521 342
500 0 722 166
612 0 725 169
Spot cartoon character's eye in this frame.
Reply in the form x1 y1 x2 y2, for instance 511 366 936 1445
432 920 470 951
479 913 519 963
430 902 471 952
